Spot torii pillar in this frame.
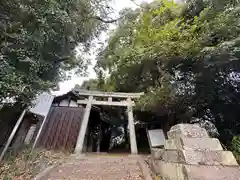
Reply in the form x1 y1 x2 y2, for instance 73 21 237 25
127 97 138 154
74 96 93 154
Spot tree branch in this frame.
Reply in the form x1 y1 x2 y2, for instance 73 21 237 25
91 15 124 23
130 0 142 8
88 0 143 23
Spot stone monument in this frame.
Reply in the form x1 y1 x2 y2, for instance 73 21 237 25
150 124 240 180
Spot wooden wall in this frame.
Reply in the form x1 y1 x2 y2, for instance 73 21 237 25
37 106 85 152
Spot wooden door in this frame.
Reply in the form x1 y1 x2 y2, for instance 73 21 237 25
38 106 84 152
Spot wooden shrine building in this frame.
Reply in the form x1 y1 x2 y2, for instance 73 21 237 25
41 89 144 154
0 88 145 159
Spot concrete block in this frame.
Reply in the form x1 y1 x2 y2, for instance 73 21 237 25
164 138 182 150
151 160 240 180
151 149 184 163
168 124 209 139
152 149 238 166
185 164 240 180
151 148 164 159
150 124 240 180
165 137 223 151
182 150 238 166
151 160 185 180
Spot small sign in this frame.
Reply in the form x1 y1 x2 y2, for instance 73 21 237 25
29 92 54 117
147 129 165 148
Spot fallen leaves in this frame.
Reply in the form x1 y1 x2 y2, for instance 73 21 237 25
0 148 69 180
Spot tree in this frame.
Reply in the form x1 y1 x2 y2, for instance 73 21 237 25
96 0 240 146
80 79 99 90
0 0 113 105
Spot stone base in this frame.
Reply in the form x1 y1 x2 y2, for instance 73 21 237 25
165 137 223 150
150 124 240 180
151 160 185 180
151 148 238 166
152 160 240 180
185 164 240 180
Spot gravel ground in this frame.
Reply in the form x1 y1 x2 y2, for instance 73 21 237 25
39 154 144 180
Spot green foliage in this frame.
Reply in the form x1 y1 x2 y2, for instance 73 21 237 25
81 79 100 90
0 0 111 104
232 136 240 153
232 136 240 163
96 0 240 146
80 74 116 91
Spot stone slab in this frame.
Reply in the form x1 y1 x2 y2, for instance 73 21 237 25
151 160 240 180
165 137 223 151
151 160 185 180
167 124 209 139
170 124 201 131
151 149 238 166
137 156 154 180
151 148 164 160
185 164 240 180
183 150 238 166
151 149 184 163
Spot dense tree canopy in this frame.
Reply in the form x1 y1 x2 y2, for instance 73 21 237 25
1 0 239 151
0 0 113 104
95 0 240 146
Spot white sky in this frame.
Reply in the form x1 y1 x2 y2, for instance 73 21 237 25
53 0 152 95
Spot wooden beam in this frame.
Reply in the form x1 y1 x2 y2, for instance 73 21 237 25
32 115 47 150
74 89 144 98
0 109 26 161
77 99 135 107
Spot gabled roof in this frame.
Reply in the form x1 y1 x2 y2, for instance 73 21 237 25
53 89 126 126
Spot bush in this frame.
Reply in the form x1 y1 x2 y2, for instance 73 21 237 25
232 136 240 164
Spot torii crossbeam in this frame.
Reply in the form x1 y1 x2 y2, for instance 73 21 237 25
74 90 144 154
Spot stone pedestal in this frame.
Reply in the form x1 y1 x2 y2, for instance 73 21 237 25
150 124 240 180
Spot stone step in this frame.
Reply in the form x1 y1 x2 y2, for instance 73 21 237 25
165 137 223 151
38 155 144 180
185 164 240 180
151 160 240 180
151 148 238 166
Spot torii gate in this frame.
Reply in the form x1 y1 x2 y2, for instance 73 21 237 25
73 90 144 154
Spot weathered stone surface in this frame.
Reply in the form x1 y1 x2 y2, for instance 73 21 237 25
151 148 164 160
165 137 223 150
151 160 240 180
151 149 184 163
185 164 240 180
183 150 238 166
150 124 240 180
151 160 185 180
152 149 238 166
38 155 144 180
168 124 209 139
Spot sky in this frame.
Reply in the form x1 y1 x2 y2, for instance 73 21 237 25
53 0 152 95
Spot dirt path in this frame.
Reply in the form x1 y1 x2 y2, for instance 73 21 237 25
38 154 144 180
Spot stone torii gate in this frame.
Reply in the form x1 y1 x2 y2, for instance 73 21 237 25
74 90 144 154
